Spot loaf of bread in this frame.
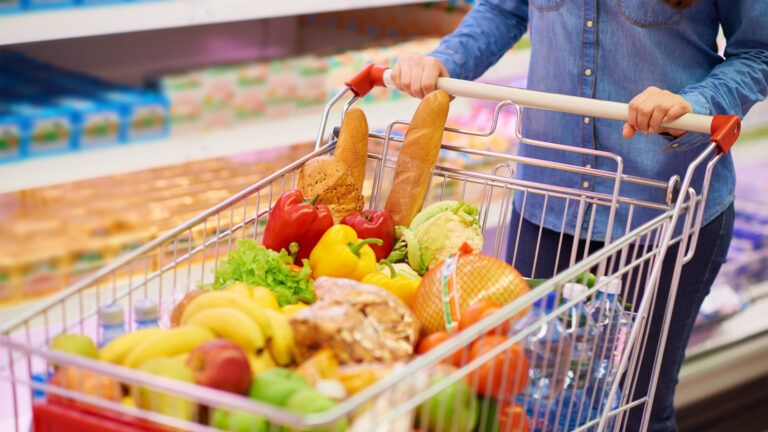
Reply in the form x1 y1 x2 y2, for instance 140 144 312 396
297 155 364 223
334 108 369 192
384 90 450 226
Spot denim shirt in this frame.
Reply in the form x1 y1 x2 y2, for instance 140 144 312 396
430 0 768 241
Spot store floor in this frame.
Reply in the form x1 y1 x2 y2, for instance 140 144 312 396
678 373 768 432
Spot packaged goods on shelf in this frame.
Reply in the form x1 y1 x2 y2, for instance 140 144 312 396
0 142 314 304
1 0 160 14
0 52 169 161
0 0 22 14
157 37 442 134
695 161 768 328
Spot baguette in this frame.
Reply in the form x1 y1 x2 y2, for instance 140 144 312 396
334 108 369 192
384 90 450 226
297 155 364 223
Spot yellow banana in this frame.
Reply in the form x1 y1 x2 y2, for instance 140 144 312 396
245 350 276 377
180 291 272 339
186 307 265 353
123 326 215 368
281 304 309 316
99 328 166 364
224 282 253 299
264 309 295 366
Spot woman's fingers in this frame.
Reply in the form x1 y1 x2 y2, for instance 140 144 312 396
391 55 448 98
622 122 637 139
625 87 692 138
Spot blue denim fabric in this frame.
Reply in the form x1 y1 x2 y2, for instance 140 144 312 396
506 203 734 431
430 0 768 240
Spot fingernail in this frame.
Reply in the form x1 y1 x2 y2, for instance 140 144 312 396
649 127 654 133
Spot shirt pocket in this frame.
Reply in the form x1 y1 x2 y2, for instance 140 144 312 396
529 0 564 12
616 0 682 27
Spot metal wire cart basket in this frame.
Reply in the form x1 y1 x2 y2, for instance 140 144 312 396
1 65 741 432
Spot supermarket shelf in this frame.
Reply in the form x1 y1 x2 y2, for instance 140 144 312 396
677 281 768 408
0 0 436 46
0 96 479 193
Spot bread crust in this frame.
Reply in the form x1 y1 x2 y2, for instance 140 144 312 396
297 155 364 223
334 108 369 192
384 90 450 226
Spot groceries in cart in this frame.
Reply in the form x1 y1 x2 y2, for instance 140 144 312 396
31 89 635 432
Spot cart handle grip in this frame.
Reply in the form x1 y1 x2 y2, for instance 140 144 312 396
345 64 740 153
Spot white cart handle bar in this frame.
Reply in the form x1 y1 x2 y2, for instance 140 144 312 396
345 64 740 153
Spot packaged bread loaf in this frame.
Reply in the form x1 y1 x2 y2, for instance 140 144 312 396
289 277 420 364
385 90 450 226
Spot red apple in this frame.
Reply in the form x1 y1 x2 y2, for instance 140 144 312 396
187 339 252 395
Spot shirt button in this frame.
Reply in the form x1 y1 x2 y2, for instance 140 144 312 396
582 181 591 188
585 69 593 77
583 117 591 124
586 20 594 28
585 164 592 169
671 143 679 149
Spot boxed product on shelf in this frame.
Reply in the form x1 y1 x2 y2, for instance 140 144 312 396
0 0 22 14
0 142 315 304
233 62 268 121
0 107 26 162
22 0 75 10
0 52 170 158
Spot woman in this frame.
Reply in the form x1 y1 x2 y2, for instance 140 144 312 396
391 1 767 431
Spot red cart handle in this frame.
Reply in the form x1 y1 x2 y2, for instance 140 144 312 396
345 64 388 98
345 65 741 153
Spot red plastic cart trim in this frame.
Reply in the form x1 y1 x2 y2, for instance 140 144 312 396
33 401 166 432
345 64 388 97
709 114 741 154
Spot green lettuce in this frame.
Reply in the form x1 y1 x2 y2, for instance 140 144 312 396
212 239 314 306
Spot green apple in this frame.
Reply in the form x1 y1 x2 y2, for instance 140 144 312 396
283 388 347 432
249 368 310 407
133 357 197 421
415 369 479 432
51 334 98 359
211 407 269 432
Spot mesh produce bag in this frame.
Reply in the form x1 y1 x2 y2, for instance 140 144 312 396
412 244 531 334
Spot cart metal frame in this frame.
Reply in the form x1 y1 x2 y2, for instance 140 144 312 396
1 64 740 432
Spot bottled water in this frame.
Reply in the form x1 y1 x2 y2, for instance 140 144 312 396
515 291 573 431
134 298 160 329
556 283 597 431
586 277 630 414
98 303 125 347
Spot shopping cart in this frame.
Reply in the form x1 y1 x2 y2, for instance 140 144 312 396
0 64 740 432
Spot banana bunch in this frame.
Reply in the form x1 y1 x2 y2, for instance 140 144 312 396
99 285 298 372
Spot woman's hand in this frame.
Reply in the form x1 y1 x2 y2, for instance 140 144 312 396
391 55 449 99
624 86 691 139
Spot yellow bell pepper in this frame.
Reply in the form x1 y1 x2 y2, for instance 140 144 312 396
361 262 420 307
310 225 383 280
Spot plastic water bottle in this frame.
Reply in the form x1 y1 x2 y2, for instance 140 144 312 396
556 283 597 431
98 303 125 348
515 291 573 431
587 277 630 412
562 283 596 390
134 298 160 329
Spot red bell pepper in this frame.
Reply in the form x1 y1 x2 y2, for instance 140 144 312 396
262 190 334 261
340 209 396 261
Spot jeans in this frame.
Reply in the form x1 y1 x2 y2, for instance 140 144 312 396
506 203 734 431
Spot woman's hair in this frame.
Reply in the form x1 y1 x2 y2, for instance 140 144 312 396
664 0 695 9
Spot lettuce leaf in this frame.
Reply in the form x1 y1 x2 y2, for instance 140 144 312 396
212 239 314 306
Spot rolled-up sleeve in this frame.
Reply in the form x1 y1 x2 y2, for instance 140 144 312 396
429 0 529 81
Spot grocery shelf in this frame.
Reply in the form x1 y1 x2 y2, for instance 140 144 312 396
0 0 437 46
0 97 463 193
677 281 768 408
